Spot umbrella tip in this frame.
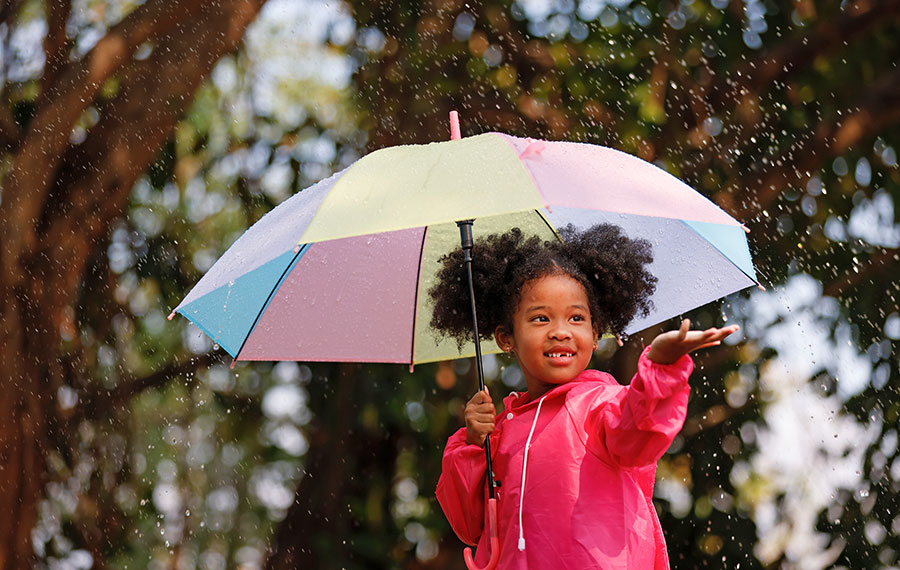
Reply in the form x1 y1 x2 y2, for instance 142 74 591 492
742 224 750 233
519 139 546 159
757 283 766 291
409 363 415 373
230 359 237 370
167 311 176 320
449 110 460 140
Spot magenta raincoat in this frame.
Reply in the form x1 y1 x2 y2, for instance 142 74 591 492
436 347 693 569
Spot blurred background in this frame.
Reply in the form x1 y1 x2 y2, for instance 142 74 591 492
0 0 897 568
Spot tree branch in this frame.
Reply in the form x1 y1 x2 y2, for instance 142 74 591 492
41 0 70 95
735 65 900 220
0 0 24 149
0 0 24 27
40 0 209 105
0 0 208 284
29 0 264 331
353 1 564 149
707 0 900 112
683 0 900 185
0 105 19 150
82 352 221 420
823 247 900 298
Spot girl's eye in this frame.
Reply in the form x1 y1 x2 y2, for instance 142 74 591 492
571 314 587 322
530 315 549 322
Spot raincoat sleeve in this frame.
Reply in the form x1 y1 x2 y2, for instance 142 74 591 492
586 346 694 468
435 427 487 546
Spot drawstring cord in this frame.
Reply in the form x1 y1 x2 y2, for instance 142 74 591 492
518 395 545 551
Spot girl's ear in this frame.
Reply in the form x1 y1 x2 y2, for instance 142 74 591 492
495 325 513 352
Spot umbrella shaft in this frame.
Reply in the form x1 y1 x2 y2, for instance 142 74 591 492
457 220 496 499
457 221 486 391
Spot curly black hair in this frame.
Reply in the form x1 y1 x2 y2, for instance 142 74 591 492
428 223 657 344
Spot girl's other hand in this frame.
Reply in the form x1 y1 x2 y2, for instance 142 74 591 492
464 389 496 446
647 319 740 365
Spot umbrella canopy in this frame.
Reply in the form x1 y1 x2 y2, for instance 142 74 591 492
171 132 758 365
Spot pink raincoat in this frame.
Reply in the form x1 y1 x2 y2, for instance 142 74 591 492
436 347 693 569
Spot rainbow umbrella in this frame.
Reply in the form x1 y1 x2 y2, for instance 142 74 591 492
171 128 758 366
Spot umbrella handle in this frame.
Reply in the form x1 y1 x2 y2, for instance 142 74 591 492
463 498 500 570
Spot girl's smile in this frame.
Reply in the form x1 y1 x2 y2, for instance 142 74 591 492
496 273 598 399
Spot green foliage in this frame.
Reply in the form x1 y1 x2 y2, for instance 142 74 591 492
22 0 900 568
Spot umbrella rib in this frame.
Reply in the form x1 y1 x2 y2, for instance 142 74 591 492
408 226 429 366
535 208 562 241
232 244 309 364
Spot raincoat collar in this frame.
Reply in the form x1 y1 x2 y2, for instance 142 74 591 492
502 369 617 411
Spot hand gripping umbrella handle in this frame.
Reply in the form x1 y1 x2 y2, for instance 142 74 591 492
463 498 500 570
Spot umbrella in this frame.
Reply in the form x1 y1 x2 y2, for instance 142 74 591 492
170 112 759 569
170 121 758 366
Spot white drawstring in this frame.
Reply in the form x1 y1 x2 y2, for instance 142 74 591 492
518 396 545 551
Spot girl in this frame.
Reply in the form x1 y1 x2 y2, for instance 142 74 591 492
431 224 738 569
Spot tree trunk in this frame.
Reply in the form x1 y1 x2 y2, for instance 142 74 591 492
265 364 358 569
0 1 266 566
266 363 408 569
0 296 47 568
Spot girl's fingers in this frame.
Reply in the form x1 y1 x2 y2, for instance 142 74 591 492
704 331 726 343
684 331 718 344
469 412 495 423
712 325 740 337
708 326 739 341
476 402 496 413
468 389 493 407
466 411 494 423
693 325 738 343
658 323 739 357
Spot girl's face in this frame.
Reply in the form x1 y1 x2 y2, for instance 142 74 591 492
495 274 598 400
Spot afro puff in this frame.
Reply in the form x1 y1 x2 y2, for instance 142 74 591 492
428 223 657 344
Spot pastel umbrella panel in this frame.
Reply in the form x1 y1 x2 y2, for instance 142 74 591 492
172 133 758 364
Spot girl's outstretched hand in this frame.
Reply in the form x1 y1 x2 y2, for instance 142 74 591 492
465 389 496 446
647 319 740 365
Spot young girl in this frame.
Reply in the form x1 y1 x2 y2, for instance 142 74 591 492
431 224 738 569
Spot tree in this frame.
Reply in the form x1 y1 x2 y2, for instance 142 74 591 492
0 1 267 566
3 0 898 568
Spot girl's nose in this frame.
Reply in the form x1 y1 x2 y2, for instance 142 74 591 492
549 324 572 340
